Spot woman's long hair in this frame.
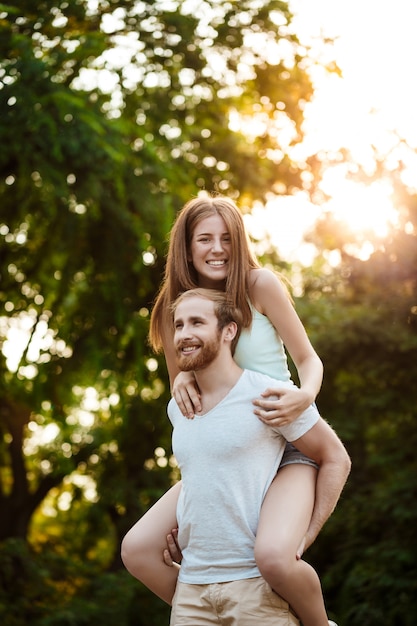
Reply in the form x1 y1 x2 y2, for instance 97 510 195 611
149 194 260 352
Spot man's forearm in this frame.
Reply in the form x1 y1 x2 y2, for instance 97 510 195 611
305 454 351 549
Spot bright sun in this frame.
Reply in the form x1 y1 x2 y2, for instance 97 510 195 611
233 0 416 265
244 169 398 266
319 167 398 238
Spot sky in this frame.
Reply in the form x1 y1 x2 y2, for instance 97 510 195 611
249 0 417 263
292 0 417 151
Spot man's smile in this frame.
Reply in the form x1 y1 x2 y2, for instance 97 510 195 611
179 344 201 354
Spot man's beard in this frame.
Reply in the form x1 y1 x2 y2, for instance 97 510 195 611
176 334 221 371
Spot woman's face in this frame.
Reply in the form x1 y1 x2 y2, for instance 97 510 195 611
189 214 232 288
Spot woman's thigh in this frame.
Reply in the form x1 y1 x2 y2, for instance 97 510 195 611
121 481 182 603
256 465 316 557
124 481 182 549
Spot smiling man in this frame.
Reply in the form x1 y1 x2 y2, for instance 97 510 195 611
173 289 240 374
167 288 350 626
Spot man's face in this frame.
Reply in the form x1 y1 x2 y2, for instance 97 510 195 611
173 296 222 371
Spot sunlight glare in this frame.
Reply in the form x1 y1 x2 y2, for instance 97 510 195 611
76 410 95 428
244 195 321 265
25 422 60 455
320 169 398 237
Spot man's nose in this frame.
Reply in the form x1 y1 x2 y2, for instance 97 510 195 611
178 324 192 338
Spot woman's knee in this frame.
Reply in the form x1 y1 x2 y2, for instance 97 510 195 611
121 525 148 572
254 540 294 583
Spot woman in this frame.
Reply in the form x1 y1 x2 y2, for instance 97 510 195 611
122 194 337 626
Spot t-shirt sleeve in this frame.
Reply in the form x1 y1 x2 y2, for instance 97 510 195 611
167 398 177 427
278 404 320 442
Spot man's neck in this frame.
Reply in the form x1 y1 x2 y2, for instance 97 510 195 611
193 356 243 415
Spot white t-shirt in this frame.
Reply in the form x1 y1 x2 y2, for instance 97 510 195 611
167 368 319 584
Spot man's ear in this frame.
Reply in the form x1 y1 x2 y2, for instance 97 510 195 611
223 321 238 344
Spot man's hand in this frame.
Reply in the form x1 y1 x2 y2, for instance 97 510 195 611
163 528 183 567
296 535 307 560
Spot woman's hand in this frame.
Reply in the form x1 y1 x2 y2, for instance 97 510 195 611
172 371 202 418
253 385 312 427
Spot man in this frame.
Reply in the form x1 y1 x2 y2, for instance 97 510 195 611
167 288 350 626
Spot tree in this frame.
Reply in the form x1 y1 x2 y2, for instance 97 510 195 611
297 169 417 625
0 1 318 622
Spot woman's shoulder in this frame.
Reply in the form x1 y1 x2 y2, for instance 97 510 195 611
248 267 276 285
248 268 288 311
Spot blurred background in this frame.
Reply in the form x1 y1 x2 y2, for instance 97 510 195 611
1 1 416 624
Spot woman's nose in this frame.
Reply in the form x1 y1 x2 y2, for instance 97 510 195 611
212 237 223 252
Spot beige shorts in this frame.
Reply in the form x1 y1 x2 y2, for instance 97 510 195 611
170 576 300 626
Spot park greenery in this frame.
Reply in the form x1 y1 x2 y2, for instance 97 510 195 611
0 1 416 624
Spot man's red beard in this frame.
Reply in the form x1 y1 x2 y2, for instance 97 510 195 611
176 334 221 371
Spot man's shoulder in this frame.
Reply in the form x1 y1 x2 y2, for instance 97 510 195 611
167 397 179 420
242 368 281 389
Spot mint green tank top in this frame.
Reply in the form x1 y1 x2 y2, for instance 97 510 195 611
233 306 291 382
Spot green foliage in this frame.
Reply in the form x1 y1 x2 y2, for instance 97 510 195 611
0 538 170 625
6 1 415 624
0 0 317 622
298 183 417 625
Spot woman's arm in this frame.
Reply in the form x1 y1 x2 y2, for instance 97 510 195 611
250 268 323 425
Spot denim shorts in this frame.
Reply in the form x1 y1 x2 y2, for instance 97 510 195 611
279 441 318 470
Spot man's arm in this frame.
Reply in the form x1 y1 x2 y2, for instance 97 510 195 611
292 417 351 551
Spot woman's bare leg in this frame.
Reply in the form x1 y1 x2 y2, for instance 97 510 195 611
254 465 329 626
121 481 181 604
